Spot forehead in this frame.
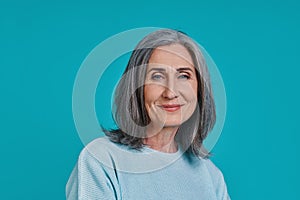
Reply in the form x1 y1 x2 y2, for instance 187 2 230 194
148 44 194 69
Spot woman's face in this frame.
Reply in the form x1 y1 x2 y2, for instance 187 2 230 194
144 44 198 128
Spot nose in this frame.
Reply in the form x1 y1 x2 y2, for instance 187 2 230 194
162 78 179 99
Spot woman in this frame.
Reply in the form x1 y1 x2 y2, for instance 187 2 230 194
66 29 230 200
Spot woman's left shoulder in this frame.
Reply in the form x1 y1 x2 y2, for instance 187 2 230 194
200 158 222 174
201 158 224 178
199 158 231 200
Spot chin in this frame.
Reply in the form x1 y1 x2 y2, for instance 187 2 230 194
163 120 184 128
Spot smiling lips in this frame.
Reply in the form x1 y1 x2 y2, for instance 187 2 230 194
159 104 183 112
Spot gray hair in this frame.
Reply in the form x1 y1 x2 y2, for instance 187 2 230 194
104 29 216 158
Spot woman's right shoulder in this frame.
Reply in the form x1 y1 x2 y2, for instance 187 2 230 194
66 137 123 199
78 136 122 167
82 136 114 152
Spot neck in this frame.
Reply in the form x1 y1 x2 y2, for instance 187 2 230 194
143 127 179 153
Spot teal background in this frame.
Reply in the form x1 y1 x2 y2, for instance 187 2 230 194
1 0 299 199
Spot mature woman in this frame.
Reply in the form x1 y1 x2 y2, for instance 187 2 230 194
66 29 230 200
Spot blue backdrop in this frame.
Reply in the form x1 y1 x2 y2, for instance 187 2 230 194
1 0 299 199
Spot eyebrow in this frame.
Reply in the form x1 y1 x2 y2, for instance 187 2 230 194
147 67 194 73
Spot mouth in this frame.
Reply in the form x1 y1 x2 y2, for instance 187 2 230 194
158 104 183 112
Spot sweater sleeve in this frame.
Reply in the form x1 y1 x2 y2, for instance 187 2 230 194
66 148 120 200
215 169 230 200
205 159 231 200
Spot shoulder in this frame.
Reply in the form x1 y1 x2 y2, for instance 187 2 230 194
183 152 222 175
79 136 145 172
82 136 116 153
202 158 223 177
78 136 125 167
199 158 225 184
66 137 123 199
200 158 230 199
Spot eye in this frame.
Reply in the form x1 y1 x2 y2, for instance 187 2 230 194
151 73 164 80
178 73 191 80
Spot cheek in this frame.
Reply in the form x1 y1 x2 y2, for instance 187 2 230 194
181 83 198 101
191 83 198 101
144 85 158 106
144 85 163 100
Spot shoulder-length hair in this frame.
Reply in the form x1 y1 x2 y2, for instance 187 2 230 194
104 29 216 158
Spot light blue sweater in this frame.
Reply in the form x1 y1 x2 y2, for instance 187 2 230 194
66 137 230 200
